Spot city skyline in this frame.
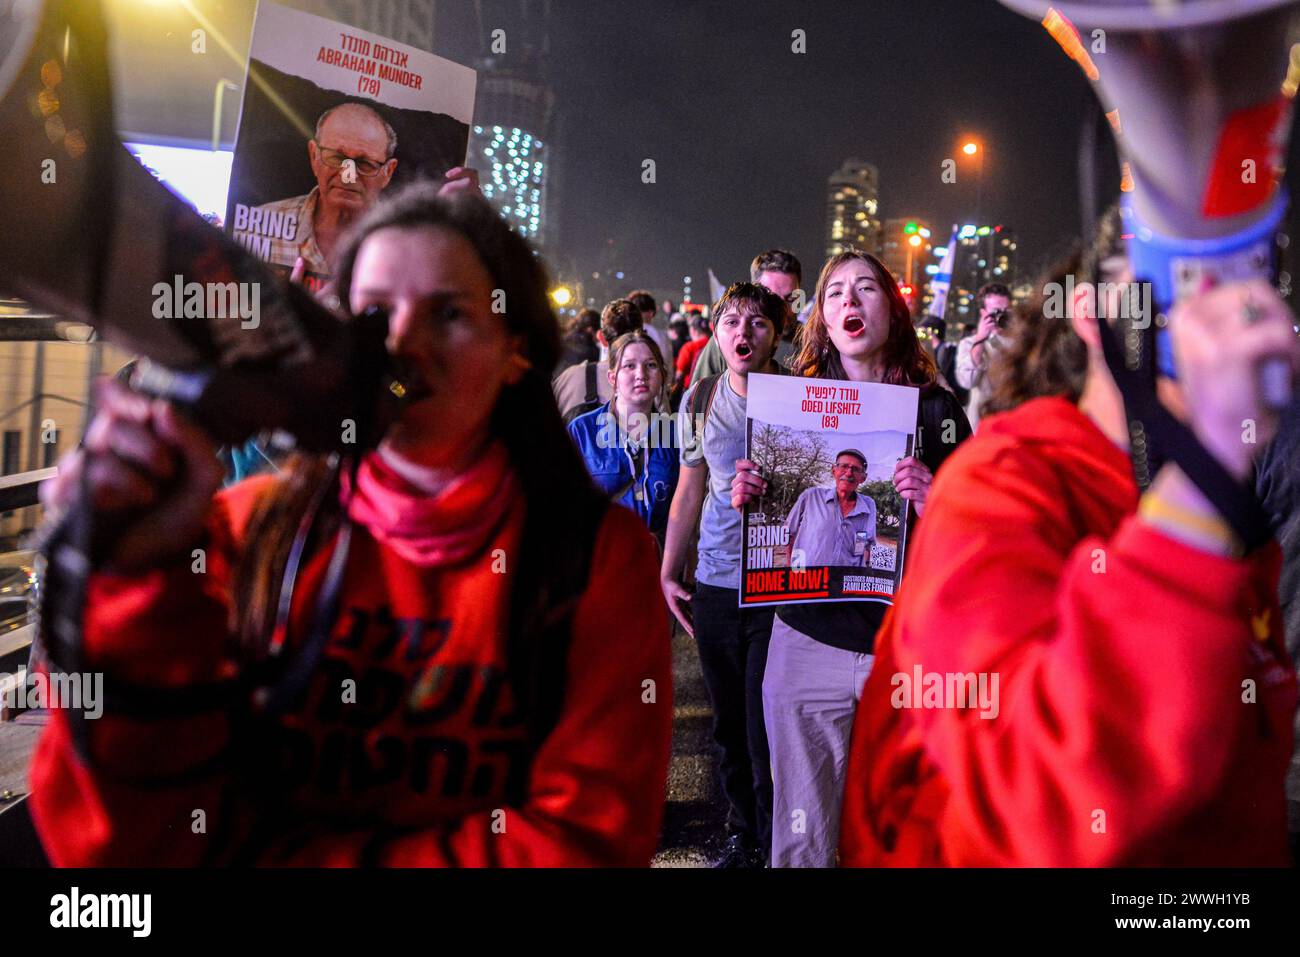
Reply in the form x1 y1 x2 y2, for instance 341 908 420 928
90 0 1300 310
542 0 1125 302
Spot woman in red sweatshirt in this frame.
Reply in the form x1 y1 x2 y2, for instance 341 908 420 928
30 185 672 867
839 212 1299 867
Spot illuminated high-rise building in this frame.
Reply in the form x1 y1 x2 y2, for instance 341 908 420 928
825 159 881 259
318 2 562 254
465 2 556 255
473 115 550 250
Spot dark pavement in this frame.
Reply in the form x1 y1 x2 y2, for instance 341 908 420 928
652 623 728 868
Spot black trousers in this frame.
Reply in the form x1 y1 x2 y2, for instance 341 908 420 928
692 582 775 854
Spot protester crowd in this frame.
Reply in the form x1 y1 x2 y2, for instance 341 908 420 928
27 160 1300 869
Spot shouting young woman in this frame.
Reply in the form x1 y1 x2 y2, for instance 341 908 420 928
731 250 971 867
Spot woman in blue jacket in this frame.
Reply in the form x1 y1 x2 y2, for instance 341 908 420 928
568 331 679 541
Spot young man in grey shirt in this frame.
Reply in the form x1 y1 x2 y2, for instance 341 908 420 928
660 282 786 868
692 250 803 381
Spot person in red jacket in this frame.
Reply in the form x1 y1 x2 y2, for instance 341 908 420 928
839 211 1299 867
30 185 672 867
674 313 711 392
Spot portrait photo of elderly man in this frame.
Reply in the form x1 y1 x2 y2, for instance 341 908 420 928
783 449 876 568
244 101 399 274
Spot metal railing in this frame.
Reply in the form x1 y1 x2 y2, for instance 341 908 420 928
0 468 56 513
0 469 50 689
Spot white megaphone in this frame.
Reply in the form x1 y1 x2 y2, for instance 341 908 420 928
999 0 1300 392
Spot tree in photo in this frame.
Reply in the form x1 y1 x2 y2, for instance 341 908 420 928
862 476 903 535
752 423 831 523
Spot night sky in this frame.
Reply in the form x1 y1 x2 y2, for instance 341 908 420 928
109 0 1296 303
535 0 1115 298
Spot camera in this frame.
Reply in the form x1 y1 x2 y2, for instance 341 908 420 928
988 308 1011 330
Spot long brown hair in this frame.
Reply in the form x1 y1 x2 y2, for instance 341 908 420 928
234 184 598 654
792 249 935 385
983 205 1125 417
979 251 1088 418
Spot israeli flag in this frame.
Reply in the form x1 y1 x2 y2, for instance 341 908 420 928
927 226 959 321
708 268 727 305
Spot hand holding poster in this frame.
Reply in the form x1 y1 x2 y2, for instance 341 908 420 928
741 373 920 606
226 2 477 293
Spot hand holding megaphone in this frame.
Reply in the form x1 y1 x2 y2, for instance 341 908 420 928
999 0 1300 406
1168 278 1300 480
40 380 225 571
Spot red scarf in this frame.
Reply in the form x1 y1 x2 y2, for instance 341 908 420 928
341 442 518 567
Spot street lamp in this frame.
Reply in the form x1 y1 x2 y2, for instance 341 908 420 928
551 286 572 307
906 233 923 287
959 137 985 224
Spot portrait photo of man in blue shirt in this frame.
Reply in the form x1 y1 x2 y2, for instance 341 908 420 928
783 449 876 568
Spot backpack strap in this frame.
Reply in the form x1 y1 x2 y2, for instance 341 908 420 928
682 373 724 464
687 373 724 423
584 360 598 405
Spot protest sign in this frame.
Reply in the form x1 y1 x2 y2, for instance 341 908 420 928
226 1 476 293
741 373 920 606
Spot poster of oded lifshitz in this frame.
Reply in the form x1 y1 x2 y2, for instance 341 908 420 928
226 1 477 293
741 373 920 607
